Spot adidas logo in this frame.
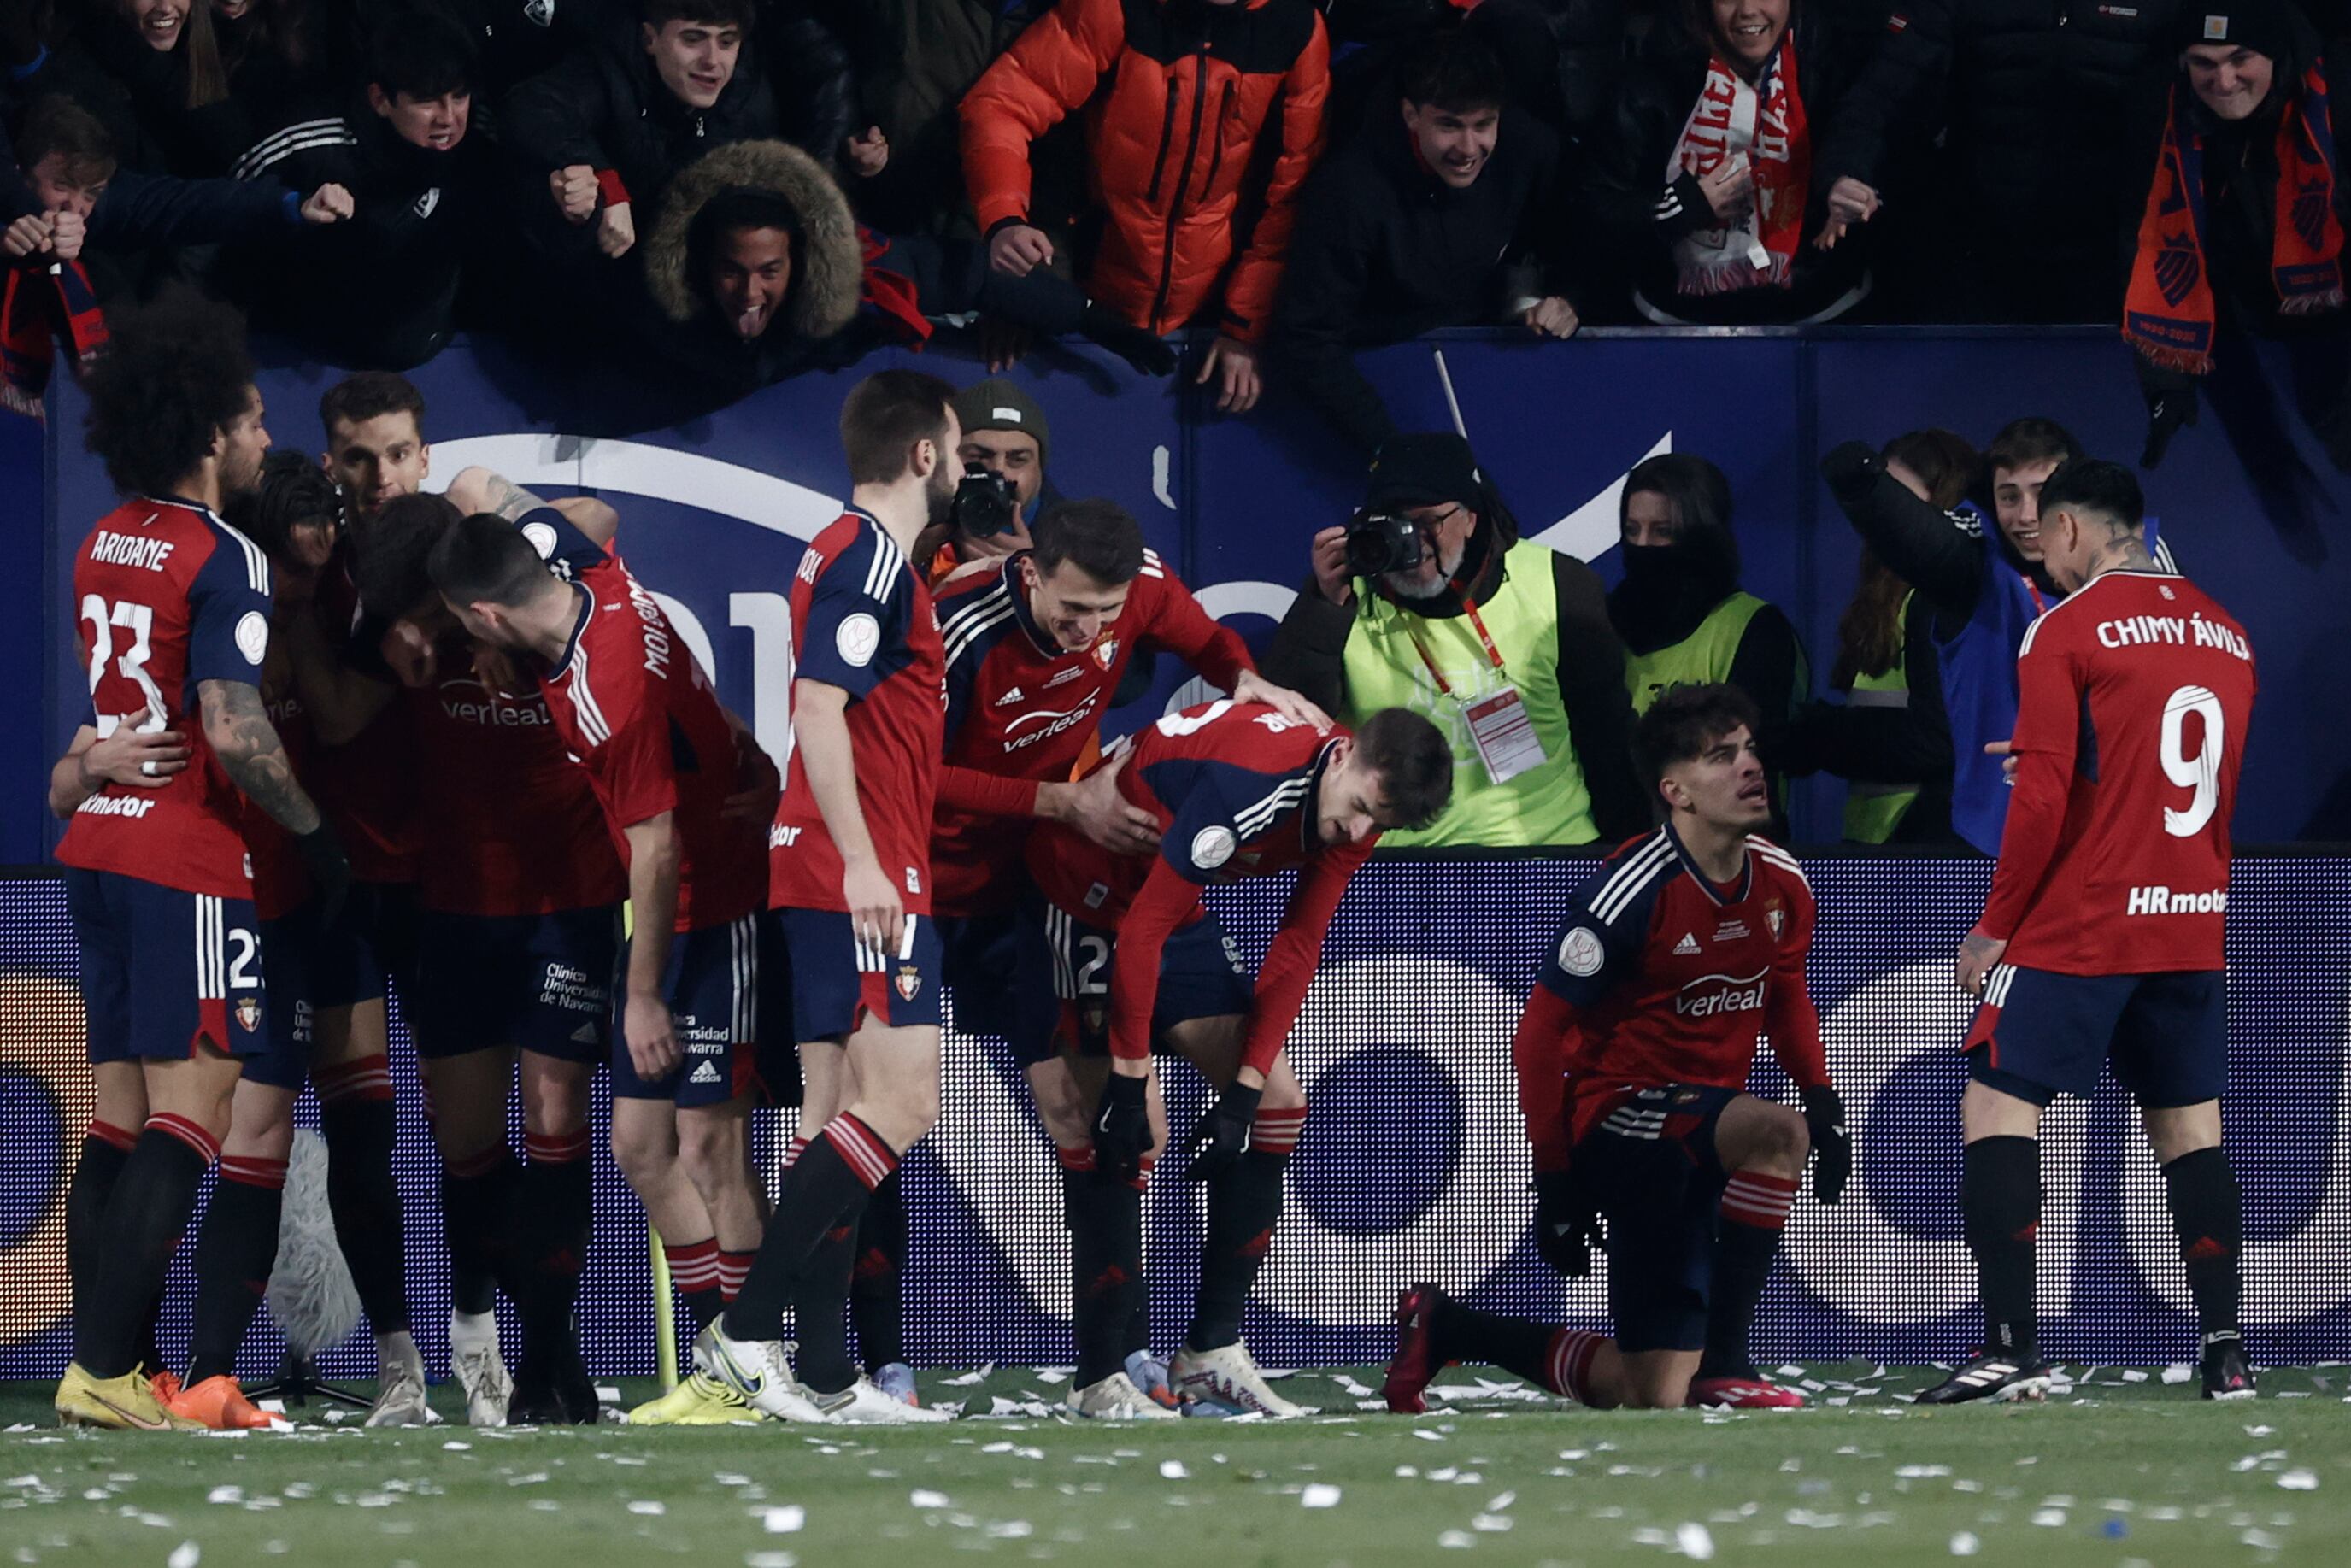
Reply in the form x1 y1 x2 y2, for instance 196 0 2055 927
689 1061 721 1084
995 686 1024 706
1673 932 1701 955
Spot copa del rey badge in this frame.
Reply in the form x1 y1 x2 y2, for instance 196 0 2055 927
895 966 923 1001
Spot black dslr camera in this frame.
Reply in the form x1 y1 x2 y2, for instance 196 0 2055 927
951 469 1021 538
1343 508 1424 577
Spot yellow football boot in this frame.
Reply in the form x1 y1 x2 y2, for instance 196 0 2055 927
627 1371 765 1425
55 1362 201 1430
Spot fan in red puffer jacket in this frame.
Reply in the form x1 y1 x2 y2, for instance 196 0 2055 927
960 0 1329 411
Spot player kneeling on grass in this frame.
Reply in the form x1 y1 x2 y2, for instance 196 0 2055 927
1385 684 1851 1413
1021 700 1452 1418
1924 460 2258 1405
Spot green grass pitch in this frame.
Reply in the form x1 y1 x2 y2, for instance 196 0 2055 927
3 1364 2347 1566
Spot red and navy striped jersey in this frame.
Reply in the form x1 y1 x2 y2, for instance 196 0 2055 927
535 515 768 931
1027 699 1375 1072
57 496 273 898
932 547 1252 914
771 509 946 916
1513 826 1824 1168
1977 570 2255 975
403 508 624 918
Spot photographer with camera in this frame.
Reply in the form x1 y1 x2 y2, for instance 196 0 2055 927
914 378 1065 581
1261 434 1645 847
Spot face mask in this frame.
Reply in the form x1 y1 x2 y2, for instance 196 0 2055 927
1619 541 1688 581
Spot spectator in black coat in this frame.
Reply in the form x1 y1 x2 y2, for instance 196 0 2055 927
1274 31 1578 454
6 91 347 303
1593 0 1875 325
229 9 489 367
2123 0 2351 555
1824 0 2185 323
26 0 252 177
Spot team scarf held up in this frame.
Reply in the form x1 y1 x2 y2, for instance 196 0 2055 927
1666 35 1810 297
2 258 108 419
2125 64 2347 374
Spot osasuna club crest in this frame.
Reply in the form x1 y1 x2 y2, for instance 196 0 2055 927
895 966 922 1001
1766 903 1786 937
234 996 262 1033
1092 637 1119 669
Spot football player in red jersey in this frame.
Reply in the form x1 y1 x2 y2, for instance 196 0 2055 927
1017 699 1451 1417
932 496 1327 1407
1926 460 2258 1405
348 473 630 1425
50 291 350 1431
697 371 962 1425
1384 684 1852 1415
427 502 779 1425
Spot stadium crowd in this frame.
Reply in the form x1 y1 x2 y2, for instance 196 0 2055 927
25 0 2287 1431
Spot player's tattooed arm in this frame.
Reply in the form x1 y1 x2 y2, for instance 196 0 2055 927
444 466 549 521
197 678 324 835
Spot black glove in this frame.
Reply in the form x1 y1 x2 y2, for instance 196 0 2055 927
1181 1080 1263 1181
295 821 352 931
2142 385 2199 468
1801 1085 1852 1205
1532 1168 1605 1277
1090 1070 1153 1183
1818 438 1883 502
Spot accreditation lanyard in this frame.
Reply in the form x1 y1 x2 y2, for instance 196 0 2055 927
1403 599 1547 785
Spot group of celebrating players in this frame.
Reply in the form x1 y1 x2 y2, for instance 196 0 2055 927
48 291 2261 1433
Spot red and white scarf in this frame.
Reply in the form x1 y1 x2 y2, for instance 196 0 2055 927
2 260 108 420
1666 37 1811 297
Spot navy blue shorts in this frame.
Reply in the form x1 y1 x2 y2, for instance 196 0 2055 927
779 908 943 1042
248 882 418 1092
750 910 802 1107
938 912 1020 1041
69 868 267 1067
1966 965 2229 1108
1575 1084 1740 1355
1009 900 1253 1068
407 907 620 1062
613 913 759 1107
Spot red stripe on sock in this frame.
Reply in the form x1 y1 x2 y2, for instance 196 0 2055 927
665 1237 721 1289
88 1120 138 1154
1544 1327 1603 1403
220 1155 289 1190
1720 1172 1800 1230
784 1136 809 1168
824 1114 897 1191
448 1145 508 1180
524 1128 591 1165
1250 1106 1308 1157
1057 1144 1097 1173
148 1113 220 1165
717 1251 752 1302
1130 1152 1157 1194
315 1054 397 1105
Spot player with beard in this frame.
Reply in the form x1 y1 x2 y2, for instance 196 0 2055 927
1384 684 1849 1416
1820 418 2177 855
350 473 629 1425
50 291 350 1430
696 371 961 1424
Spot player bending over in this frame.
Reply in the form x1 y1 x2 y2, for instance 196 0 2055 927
1384 684 1851 1413
428 496 779 1426
1020 699 1451 1418
1924 459 2257 1404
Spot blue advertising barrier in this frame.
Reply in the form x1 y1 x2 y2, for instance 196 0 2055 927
3 853 2347 1377
25 326 2351 863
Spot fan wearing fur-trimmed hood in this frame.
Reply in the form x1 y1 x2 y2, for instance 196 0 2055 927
638 137 868 389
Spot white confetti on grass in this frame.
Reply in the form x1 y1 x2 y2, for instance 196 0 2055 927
1949 1532 1980 1556
746 1554 797 1568
1678 1523 1716 1561
2278 1471 2319 1491
761 1506 805 1534
909 1490 950 1510
442 1442 470 1453
2163 1365 2195 1384
168 1545 199 1568
1301 1485 1341 1509
628 1501 666 1516
1158 1462 1188 1480
1437 1530 1475 1548
205 1487 242 1505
